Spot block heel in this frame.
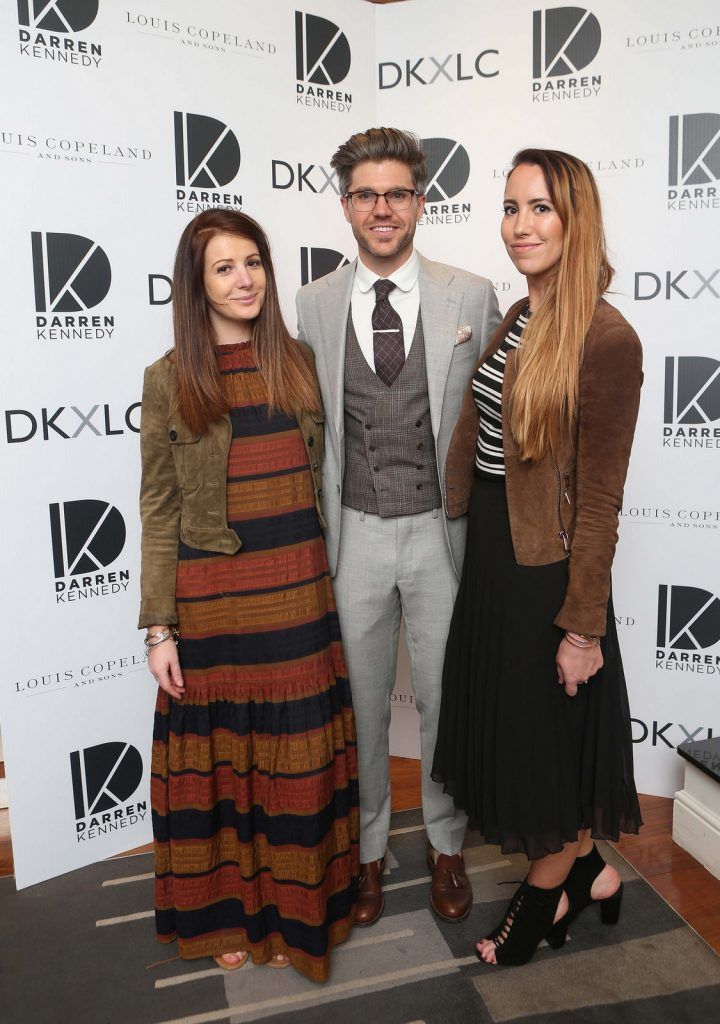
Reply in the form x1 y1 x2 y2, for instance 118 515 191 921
599 880 624 925
545 915 569 949
564 844 624 928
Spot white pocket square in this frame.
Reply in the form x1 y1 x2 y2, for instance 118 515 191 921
455 325 472 346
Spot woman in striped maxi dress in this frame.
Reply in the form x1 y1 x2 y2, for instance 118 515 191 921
139 209 358 982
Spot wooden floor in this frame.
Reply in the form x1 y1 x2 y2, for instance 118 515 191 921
0 762 10 878
2 757 719 954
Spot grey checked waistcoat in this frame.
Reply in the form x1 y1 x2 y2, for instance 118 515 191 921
342 311 442 517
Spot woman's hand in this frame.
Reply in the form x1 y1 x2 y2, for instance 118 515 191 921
556 637 603 697
147 625 185 699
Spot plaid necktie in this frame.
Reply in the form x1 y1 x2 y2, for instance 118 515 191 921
372 279 405 387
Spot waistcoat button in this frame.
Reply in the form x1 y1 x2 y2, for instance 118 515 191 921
169 429 177 441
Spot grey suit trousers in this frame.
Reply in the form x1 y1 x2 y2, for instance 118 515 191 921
333 504 468 862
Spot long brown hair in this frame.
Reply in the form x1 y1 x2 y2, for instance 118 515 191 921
172 209 321 434
507 149 613 462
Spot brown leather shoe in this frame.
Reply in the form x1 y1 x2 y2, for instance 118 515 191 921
427 843 472 922
355 858 385 926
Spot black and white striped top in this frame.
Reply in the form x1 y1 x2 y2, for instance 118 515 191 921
473 308 529 477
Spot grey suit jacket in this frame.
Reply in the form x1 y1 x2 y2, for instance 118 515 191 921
295 252 501 577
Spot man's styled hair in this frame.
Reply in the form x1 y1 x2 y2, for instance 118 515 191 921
331 127 428 196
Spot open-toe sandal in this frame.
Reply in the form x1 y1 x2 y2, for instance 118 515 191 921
213 951 249 971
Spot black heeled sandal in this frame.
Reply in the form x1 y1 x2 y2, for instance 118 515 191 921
476 879 569 966
564 844 624 926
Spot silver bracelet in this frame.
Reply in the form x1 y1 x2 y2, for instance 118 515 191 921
144 627 179 649
564 631 600 649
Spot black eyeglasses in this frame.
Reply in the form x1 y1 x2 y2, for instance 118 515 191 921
345 189 422 212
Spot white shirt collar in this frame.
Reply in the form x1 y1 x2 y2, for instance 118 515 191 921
354 249 420 294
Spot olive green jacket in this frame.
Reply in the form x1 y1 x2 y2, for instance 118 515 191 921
138 349 325 629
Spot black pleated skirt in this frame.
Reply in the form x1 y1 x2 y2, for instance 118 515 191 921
432 475 642 860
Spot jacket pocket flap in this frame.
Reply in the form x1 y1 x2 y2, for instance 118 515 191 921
167 423 201 444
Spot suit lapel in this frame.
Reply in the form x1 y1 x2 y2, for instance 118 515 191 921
314 261 355 448
418 257 458 439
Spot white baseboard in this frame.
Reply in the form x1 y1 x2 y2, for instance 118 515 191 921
0 777 7 810
673 762 720 881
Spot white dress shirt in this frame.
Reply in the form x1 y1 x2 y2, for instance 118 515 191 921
350 250 420 372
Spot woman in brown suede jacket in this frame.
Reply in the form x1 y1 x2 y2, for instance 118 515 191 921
432 150 643 966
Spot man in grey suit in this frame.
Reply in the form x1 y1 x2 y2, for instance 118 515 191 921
296 127 501 926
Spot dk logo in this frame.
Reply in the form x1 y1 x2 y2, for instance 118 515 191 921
669 114 720 187
70 742 143 819
422 139 470 203
295 11 350 85
174 111 240 189
50 499 126 577
17 0 98 32
31 232 110 312
665 357 720 425
300 247 350 285
657 585 720 651
533 6 601 77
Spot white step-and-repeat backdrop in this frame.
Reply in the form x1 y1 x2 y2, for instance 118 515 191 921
0 0 717 888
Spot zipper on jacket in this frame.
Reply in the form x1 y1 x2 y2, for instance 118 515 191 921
555 466 570 554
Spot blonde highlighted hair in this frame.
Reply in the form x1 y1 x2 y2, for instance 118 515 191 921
507 149 613 462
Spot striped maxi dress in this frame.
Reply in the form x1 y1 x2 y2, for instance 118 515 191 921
151 341 359 983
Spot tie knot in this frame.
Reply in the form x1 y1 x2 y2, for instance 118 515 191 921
373 278 396 302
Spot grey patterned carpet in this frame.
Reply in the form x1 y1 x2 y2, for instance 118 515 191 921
2 808 719 1024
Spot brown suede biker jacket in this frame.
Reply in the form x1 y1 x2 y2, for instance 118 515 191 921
444 297 643 637
138 347 325 629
